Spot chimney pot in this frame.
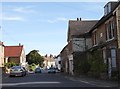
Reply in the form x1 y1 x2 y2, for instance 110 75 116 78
77 18 79 21
19 43 21 46
80 18 82 21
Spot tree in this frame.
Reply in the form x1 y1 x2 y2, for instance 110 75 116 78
26 50 44 66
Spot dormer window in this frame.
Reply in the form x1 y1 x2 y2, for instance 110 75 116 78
104 2 118 16
104 3 111 16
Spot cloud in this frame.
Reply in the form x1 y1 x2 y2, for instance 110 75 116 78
47 17 68 23
12 6 36 14
2 16 25 21
13 7 35 13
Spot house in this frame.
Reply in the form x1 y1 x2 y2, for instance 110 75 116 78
60 45 69 73
55 55 61 71
43 54 56 69
0 42 4 67
4 44 26 67
89 1 120 78
66 18 98 75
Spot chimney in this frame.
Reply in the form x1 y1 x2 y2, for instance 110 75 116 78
80 18 82 21
19 43 21 46
77 18 79 21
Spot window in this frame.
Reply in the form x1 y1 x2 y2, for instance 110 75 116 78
104 3 111 16
108 3 111 13
111 20 115 38
93 31 97 45
106 21 115 41
111 49 116 68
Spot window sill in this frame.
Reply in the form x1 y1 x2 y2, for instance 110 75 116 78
106 37 115 42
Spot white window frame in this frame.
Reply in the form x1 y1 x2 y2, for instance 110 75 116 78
111 49 116 68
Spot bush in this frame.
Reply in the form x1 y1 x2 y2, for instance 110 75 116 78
88 50 107 78
4 62 16 68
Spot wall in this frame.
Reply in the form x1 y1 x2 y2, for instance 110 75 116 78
116 5 120 48
72 38 85 52
20 48 26 66
8 57 20 64
55 56 61 70
0 43 4 67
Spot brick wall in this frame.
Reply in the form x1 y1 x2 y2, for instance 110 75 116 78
8 57 20 64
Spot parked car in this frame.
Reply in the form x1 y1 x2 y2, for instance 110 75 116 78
9 66 26 77
35 67 41 73
48 67 56 73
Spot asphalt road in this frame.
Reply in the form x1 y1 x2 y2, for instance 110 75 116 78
2 72 98 87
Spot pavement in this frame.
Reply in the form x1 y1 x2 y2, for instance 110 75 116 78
63 73 119 87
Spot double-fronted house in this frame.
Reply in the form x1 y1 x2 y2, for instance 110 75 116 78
89 1 120 78
0 42 4 68
4 44 26 67
43 54 56 69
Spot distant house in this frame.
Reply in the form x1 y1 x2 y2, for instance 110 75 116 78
43 54 55 69
0 42 4 67
60 45 69 73
55 55 61 71
4 44 26 67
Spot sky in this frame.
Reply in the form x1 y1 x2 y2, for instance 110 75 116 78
0 0 118 56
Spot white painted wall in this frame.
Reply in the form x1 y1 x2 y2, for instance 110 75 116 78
55 56 61 70
0 44 4 67
20 48 26 67
72 38 85 52
72 37 92 52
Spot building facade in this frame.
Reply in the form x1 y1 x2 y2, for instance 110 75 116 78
0 42 4 67
43 54 56 69
55 55 61 71
89 1 120 78
67 19 98 75
4 45 26 66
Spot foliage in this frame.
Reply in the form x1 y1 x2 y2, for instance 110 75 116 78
88 50 107 77
28 63 36 71
26 50 44 66
4 62 17 68
73 52 90 75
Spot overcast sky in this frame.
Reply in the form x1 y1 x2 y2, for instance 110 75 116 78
0 0 118 56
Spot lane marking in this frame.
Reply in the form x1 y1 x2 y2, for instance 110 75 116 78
1 81 61 86
64 76 112 87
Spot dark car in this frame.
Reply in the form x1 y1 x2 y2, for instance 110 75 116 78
9 66 26 77
48 68 56 73
35 67 41 73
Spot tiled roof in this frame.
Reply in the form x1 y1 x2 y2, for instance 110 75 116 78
4 46 23 57
68 20 98 41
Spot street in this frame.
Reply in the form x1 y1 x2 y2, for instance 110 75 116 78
2 72 98 88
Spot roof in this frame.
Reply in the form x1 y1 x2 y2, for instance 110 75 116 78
44 56 55 62
89 1 120 33
67 20 98 41
4 46 23 57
